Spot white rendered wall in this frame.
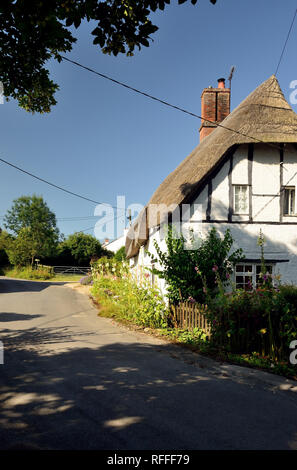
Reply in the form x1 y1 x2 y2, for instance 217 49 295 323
129 143 297 294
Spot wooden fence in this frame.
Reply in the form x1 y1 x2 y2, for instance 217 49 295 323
170 301 211 336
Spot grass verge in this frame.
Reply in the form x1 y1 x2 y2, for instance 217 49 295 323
3 267 83 282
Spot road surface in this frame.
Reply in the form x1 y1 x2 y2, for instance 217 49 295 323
0 276 297 450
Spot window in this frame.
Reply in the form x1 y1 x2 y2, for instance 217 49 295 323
235 264 253 290
235 263 274 290
255 264 273 285
283 187 295 216
234 185 248 214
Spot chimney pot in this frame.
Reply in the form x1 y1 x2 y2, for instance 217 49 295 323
217 78 225 89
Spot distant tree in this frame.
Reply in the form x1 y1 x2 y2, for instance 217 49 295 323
0 0 217 113
6 227 35 266
0 229 13 266
114 246 127 262
63 232 107 266
4 195 59 265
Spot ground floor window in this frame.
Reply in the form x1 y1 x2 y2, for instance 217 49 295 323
235 263 273 290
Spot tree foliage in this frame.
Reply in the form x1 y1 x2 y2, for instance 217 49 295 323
114 245 127 262
0 229 13 266
4 195 59 265
6 227 36 266
149 226 244 303
0 0 216 113
62 232 107 265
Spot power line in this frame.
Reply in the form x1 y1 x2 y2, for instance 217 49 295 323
0 156 118 210
61 56 285 149
275 6 297 75
78 212 127 234
0 59 290 217
1 55 295 233
56 215 98 222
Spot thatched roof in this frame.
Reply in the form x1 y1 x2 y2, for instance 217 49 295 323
126 75 297 258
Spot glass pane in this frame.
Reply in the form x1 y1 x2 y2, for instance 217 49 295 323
236 265 244 272
283 188 295 215
245 265 253 272
256 265 272 274
234 186 248 214
290 190 295 214
236 276 244 283
284 189 289 215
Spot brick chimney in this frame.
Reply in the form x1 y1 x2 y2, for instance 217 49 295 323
199 78 230 142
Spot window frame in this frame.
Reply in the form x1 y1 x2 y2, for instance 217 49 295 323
234 263 274 290
283 186 296 216
233 184 249 215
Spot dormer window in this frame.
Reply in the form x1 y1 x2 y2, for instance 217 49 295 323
234 185 249 215
283 187 295 216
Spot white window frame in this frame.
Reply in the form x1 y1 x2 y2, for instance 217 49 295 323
233 185 249 215
235 263 274 290
283 186 296 216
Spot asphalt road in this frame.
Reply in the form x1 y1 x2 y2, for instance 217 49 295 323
1 276 297 450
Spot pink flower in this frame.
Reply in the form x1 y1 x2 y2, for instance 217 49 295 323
188 296 196 304
212 265 218 272
203 287 207 294
226 273 230 279
195 266 201 275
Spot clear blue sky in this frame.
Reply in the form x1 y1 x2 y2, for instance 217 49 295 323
1 0 297 241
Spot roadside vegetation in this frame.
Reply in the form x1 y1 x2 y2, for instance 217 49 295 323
91 258 168 328
90 228 297 380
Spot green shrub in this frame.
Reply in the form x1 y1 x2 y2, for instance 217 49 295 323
149 226 244 304
204 278 297 362
114 246 127 262
279 284 297 313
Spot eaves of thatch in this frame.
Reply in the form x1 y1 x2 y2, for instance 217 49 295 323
125 75 297 259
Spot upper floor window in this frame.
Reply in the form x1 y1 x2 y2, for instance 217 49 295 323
283 187 295 216
234 185 248 214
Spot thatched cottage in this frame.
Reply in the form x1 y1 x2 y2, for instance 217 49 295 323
125 75 297 292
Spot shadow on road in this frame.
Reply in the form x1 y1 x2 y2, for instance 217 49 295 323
1 326 297 450
0 277 67 294
0 313 43 322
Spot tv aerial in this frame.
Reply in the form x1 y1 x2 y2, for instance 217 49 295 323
228 66 235 90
